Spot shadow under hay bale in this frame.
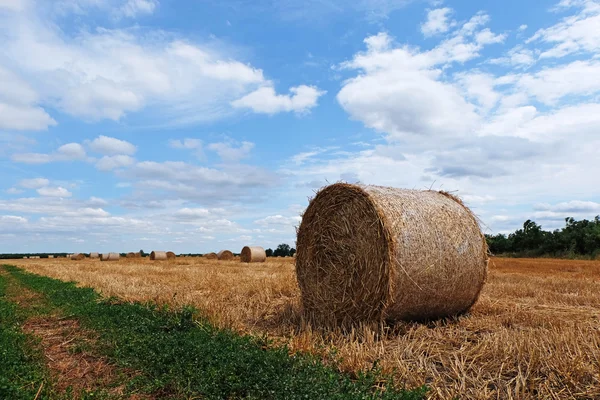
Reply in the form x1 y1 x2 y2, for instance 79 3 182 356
217 250 234 261
150 251 167 261
296 183 488 328
100 253 120 262
240 246 266 263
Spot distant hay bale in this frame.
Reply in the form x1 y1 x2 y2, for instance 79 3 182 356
71 253 85 261
296 183 488 327
90 252 99 259
240 246 266 263
126 252 136 258
48 255 54 259
100 253 120 262
166 251 176 259
204 252 218 260
217 250 234 260
150 251 167 261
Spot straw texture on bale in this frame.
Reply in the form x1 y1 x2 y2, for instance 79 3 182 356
90 252 99 259
240 246 266 263
166 251 176 259
100 253 120 262
150 251 167 261
48 255 54 259
296 183 488 327
126 252 136 258
71 253 85 261
217 250 234 261
204 252 218 260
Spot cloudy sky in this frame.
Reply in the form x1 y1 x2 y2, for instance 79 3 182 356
1 0 599 253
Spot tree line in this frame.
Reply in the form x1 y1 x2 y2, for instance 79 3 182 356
486 216 600 258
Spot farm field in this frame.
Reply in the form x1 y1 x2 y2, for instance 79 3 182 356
8 256 600 399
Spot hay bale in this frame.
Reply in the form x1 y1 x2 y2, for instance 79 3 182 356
296 183 488 327
90 252 99 259
240 246 266 263
126 252 136 258
71 253 85 261
204 252 218 260
166 251 176 259
217 250 234 260
100 253 120 262
150 251 167 260
48 255 54 259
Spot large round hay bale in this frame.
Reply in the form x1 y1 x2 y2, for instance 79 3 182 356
71 253 85 261
166 251 176 259
126 252 136 258
296 183 488 327
217 250 234 260
100 253 120 262
240 246 266 263
150 251 167 260
90 252 99 259
204 252 218 260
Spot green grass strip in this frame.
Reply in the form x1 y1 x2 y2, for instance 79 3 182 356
4 265 427 400
0 272 48 399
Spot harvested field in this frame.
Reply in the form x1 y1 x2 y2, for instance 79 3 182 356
10 257 600 399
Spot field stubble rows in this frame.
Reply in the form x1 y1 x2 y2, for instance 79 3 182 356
11 257 600 399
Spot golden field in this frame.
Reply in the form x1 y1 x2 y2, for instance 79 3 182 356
9 256 600 399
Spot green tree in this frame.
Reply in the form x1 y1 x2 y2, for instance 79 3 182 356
265 248 273 257
273 243 291 257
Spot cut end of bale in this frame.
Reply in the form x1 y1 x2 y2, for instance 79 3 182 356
204 252 218 260
240 246 266 263
166 251 176 259
295 183 488 328
100 253 119 262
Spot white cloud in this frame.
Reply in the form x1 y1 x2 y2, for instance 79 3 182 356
518 24 528 31
19 178 50 189
421 7 453 37
118 0 158 18
6 187 24 194
208 140 254 162
232 85 325 114
534 200 600 213
255 215 301 226
0 102 56 131
96 155 135 171
37 186 72 197
89 135 137 155
528 0 600 58
12 143 86 164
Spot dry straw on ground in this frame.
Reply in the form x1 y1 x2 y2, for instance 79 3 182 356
100 253 119 262
296 183 488 327
11 257 600 399
204 252 218 260
217 250 234 261
166 251 176 259
240 246 266 263
150 251 167 261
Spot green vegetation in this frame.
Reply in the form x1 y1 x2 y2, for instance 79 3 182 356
0 273 48 399
4 265 426 400
486 216 600 258
266 243 296 257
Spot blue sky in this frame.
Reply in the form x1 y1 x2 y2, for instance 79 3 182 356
1 0 599 253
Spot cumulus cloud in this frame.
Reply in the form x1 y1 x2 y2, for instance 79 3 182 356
37 186 72 197
89 135 137 155
255 215 302 226
96 155 136 171
19 178 50 189
421 8 454 37
232 85 326 114
117 0 158 18
12 143 86 164
208 140 254 162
